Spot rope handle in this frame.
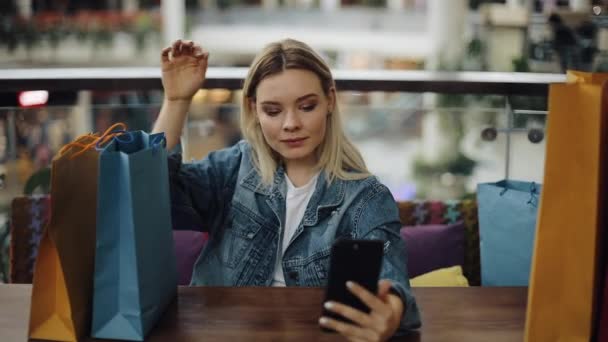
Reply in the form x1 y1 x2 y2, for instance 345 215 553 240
151 134 167 149
94 126 134 151
58 123 127 159
498 181 539 208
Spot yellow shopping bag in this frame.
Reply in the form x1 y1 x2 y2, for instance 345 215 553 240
28 124 126 341
525 71 608 342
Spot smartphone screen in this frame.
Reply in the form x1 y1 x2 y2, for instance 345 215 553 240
322 239 384 328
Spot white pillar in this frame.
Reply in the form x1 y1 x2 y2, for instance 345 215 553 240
570 0 591 12
262 0 279 10
297 0 315 9
320 0 339 13
423 0 467 179
506 0 521 8
200 0 216 9
427 0 467 70
17 0 32 18
598 27 608 51
161 0 186 46
73 91 94 135
387 0 404 12
123 0 139 13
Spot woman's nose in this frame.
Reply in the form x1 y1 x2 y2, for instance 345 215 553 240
282 110 301 131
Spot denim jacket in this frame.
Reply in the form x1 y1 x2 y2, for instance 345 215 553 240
168 140 421 331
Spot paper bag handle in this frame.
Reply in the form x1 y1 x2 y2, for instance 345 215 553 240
58 123 127 159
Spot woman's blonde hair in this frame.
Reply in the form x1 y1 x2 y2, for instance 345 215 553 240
240 38 370 186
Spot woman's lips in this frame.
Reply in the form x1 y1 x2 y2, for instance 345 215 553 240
281 137 308 147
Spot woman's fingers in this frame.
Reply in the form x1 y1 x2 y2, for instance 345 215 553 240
318 281 401 341
162 40 208 64
171 39 182 57
161 46 171 63
324 301 373 327
319 316 379 341
346 282 390 319
323 300 389 338
186 40 195 54
377 280 393 300
180 40 193 54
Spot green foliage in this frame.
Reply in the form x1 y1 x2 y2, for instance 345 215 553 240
592 52 608 72
2 12 161 55
413 151 477 177
512 56 530 72
45 25 70 51
0 221 8 283
132 14 154 53
19 21 39 52
436 94 467 108
467 37 484 58
361 0 386 7
0 16 19 53
91 26 114 49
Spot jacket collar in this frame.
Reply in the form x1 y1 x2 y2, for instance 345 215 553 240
240 164 285 197
301 172 345 226
240 164 345 226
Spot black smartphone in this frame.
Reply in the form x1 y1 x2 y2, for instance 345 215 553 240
321 238 384 329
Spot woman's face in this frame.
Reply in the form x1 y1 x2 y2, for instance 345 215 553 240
253 69 334 168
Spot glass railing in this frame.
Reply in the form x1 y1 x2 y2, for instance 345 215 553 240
0 95 548 207
182 102 547 201
0 69 561 205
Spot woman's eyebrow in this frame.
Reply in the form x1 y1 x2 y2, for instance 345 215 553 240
296 93 318 102
260 101 281 105
260 93 318 106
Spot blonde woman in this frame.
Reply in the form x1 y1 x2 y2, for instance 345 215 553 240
153 39 421 340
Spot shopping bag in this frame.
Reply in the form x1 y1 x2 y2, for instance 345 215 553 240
477 180 541 286
10 195 51 284
28 123 127 341
525 71 608 342
91 130 177 341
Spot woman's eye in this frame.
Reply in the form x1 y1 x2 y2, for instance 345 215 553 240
263 108 281 116
301 104 317 112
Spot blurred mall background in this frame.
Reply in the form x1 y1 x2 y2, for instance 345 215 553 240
0 0 605 213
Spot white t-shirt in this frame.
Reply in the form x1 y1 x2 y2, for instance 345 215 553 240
271 172 319 287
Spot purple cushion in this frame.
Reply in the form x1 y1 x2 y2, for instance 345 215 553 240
400 222 465 278
173 231 208 285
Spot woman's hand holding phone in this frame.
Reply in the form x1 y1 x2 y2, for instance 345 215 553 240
319 279 404 341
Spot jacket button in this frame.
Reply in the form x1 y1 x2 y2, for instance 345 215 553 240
288 271 299 281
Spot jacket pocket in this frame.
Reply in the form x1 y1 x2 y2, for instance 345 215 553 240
305 247 331 286
220 204 263 269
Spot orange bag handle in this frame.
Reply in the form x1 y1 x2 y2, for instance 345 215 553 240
58 123 127 159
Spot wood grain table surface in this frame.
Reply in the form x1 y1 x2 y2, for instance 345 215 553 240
0 285 527 342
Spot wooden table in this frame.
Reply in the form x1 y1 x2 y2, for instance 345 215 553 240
0 285 527 341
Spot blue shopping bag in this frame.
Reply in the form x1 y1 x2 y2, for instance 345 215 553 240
477 180 541 286
92 131 177 341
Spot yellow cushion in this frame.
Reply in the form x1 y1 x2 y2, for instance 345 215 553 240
410 266 470 287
